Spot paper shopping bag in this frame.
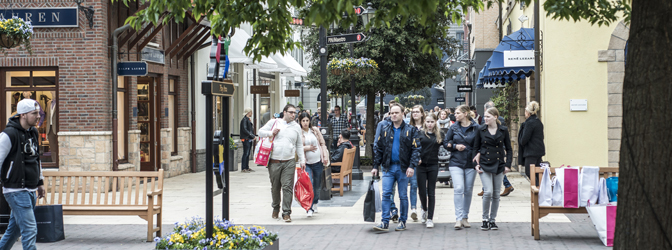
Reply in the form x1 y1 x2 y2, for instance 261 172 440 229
586 202 617 246
34 205 65 242
562 167 580 208
580 166 600 207
538 166 553 206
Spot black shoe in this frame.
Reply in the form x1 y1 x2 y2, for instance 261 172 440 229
481 220 490 231
395 221 407 231
373 222 389 232
390 208 399 223
489 221 498 230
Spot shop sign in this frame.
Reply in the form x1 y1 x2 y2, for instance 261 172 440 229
250 85 269 94
203 80 235 97
455 97 466 102
0 8 78 27
570 99 588 111
437 98 445 105
117 61 148 76
503 50 534 67
457 85 473 92
285 90 300 97
141 47 165 64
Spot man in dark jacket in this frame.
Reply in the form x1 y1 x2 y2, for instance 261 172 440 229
0 99 46 250
372 104 421 232
330 130 352 173
240 108 256 173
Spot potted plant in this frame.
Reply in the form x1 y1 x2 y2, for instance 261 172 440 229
154 217 279 250
0 16 34 54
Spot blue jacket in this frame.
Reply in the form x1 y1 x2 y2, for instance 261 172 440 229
443 121 480 169
374 121 421 172
373 117 391 159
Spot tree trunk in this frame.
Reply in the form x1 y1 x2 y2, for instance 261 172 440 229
615 1 672 248
365 91 376 158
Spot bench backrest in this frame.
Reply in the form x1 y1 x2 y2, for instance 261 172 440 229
341 147 356 174
38 169 164 207
530 164 619 189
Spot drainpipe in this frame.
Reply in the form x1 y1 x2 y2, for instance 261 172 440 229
534 0 541 104
112 24 131 171
190 55 197 173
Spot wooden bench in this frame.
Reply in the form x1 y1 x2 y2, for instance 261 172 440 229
38 170 164 242
331 147 356 196
530 165 618 240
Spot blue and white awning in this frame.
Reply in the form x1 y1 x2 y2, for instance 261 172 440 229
477 28 535 89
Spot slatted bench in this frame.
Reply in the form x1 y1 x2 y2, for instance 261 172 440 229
331 147 356 196
37 169 164 242
530 165 618 240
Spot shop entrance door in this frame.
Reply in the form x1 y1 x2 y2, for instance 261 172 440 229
138 76 160 171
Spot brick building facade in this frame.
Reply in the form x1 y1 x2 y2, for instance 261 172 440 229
0 0 204 177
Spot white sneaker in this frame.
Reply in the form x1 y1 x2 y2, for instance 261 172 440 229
421 210 428 224
411 209 418 222
313 204 318 213
462 218 471 228
426 219 434 228
454 221 463 230
307 210 313 217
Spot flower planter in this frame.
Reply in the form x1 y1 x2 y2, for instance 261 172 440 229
331 68 342 75
0 33 20 49
261 240 279 250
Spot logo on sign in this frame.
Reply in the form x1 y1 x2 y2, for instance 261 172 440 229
455 97 466 102
357 34 362 41
503 50 535 67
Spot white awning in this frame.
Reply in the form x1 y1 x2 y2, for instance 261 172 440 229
262 52 308 77
228 29 277 69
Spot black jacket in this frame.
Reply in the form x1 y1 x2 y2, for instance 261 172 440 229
0 116 44 189
418 131 445 165
374 121 421 172
518 115 545 165
443 121 480 169
473 124 513 174
330 141 353 172
239 116 255 140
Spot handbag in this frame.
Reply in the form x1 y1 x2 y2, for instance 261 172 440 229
34 205 65 242
579 166 600 207
254 120 278 166
606 177 618 202
586 202 617 246
363 178 377 222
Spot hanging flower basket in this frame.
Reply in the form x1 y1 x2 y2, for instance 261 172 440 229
331 68 342 75
0 17 34 54
328 57 379 78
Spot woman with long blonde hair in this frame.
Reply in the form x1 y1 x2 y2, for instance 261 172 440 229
406 105 424 221
416 113 444 228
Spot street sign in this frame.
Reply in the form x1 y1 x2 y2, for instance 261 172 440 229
141 47 165 64
455 97 466 102
117 61 148 76
457 85 473 92
437 97 445 105
327 33 367 45
354 6 365 15
203 80 235 97
285 90 300 97
250 85 269 94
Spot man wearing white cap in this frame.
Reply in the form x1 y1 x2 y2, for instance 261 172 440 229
0 99 45 250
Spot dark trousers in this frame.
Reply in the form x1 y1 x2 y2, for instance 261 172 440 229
416 163 439 220
524 156 542 186
241 140 253 170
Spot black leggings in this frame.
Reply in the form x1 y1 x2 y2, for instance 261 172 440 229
524 156 542 186
416 163 439 219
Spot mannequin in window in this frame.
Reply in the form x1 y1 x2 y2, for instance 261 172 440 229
45 91 59 165
21 92 46 127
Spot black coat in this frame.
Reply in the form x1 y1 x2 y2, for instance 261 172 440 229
518 115 545 166
374 121 422 172
474 124 513 174
239 116 255 140
443 121 480 169
330 141 353 172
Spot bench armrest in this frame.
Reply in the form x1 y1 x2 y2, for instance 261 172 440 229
331 162 343 166
530 186 539 194
147 189 163 197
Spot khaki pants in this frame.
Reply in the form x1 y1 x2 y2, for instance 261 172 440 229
268 159 296 215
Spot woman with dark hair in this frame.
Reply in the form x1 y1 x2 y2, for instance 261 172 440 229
518 101 545 180
298 113 329 217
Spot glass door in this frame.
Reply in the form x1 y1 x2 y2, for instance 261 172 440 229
137 77 155 171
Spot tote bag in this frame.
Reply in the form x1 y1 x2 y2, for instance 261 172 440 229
579 166 600 207
538 166 553 206
254 120 277 166
35 205 65 242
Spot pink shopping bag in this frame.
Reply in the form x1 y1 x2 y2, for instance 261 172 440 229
254 120 277 166
586 202 617 246
563 167 580 208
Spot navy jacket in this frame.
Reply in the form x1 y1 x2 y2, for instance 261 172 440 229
374 121 421 172
443 121 480 169
473 124 513 174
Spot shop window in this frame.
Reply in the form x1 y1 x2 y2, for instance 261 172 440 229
169 78 177 155
1 69 58 168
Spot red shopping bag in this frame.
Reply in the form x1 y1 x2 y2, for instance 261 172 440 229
254 121 277 166
294 168 314 211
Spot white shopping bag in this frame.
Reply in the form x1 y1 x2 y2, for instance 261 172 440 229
551 177 564 206
373 179 382 212
580 166 600 207
586 202 617 246
538 166 553 206
590 177 609 205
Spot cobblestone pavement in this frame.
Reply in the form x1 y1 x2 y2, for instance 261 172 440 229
16 214 606 250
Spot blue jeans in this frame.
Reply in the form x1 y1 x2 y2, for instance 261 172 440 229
409 173 418 209
241 140 253 170
503 175 512 188
381 164 409 224
449 167 476 221
305 162 323 209
0 191 37 250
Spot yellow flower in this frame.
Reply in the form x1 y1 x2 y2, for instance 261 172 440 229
271 241 274 245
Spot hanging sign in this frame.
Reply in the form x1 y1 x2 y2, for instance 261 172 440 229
117 61 148 76
141 47 165 64
455 97 466 102
457 85 473 92
250 86 269 94
285 90 300 97
203 80 235 97
503 50 534 67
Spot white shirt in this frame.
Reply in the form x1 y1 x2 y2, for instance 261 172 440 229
302 130 321 164
258 119 305 164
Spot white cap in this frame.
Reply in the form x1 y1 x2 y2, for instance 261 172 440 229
16 99 39 115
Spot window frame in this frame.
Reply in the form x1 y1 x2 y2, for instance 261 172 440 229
168 76 178 156
117 76 130 163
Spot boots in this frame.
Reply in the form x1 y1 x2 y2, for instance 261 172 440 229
500 186 515 196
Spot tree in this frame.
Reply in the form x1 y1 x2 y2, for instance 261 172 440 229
301 0 458 158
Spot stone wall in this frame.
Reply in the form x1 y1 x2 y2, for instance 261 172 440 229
160 128 192 178
58 132 112 171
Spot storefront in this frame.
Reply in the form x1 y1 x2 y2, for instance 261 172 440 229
0 1 207 177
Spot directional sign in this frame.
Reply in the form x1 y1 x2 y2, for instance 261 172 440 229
327 33 367 45
354 6 365 15
455 97 466 102
457 85 473 92
117 61 147 76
